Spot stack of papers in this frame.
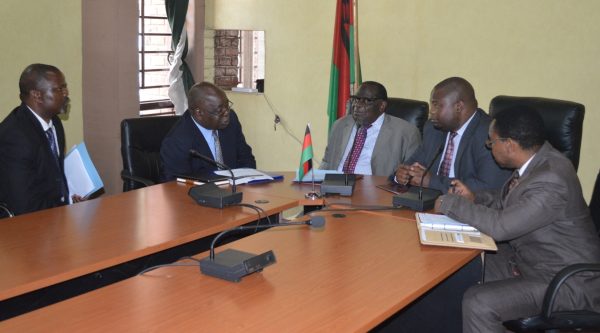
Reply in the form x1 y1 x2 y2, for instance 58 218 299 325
293 169 341 183
214 168 283 185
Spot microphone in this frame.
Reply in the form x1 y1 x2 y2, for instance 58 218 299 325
199 216 326 282
392 144 444 211
418 144 445 200
188 149 243 208
189 149 237 192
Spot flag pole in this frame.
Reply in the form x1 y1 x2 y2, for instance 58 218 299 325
304 123 321 199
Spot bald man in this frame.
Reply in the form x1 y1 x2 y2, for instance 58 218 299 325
160 82 255 180
394 77 510 193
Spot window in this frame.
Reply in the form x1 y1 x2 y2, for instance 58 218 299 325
206 29 265 93
138 0 174 116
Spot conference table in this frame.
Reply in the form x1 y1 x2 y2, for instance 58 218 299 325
0 173 480 331
0 181 299 302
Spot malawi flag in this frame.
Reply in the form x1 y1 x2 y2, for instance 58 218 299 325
326 0 361 132
298 125 314 181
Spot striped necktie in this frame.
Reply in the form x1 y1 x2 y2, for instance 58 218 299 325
212 130 224 167
438 132 457 177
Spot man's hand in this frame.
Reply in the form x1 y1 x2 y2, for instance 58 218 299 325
72 195 86 203
449 179 475 202
394 164 412 185
407 163 430 187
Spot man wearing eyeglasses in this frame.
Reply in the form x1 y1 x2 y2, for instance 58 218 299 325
320 81 421 176
394 77 510 192
160 82 255 180
435 107 600 333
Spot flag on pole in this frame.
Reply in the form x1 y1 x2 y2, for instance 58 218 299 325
298 125 314 181
326 0 361 132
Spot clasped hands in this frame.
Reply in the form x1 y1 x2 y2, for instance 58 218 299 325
395 163 430 187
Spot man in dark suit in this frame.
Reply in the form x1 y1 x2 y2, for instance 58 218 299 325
160 82 255 180
394 77 510 192
435 107 600 333
320 81 421 176
0 63 81 216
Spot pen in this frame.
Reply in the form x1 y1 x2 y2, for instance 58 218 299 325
176 178 205 186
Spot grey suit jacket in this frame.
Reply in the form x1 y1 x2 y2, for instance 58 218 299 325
405 109 511 193
440 142 600 305
320 114 421 176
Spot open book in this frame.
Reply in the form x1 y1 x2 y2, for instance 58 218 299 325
415 213 497 251
214 168 283 185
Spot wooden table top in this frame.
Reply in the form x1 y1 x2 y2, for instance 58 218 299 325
0 182 298 301
242 172 418 221
0 211 478 332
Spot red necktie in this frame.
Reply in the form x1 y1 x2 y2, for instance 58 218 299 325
343 125 370 173
438 132 457 177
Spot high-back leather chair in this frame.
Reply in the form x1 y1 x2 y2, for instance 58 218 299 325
489 96 585 171
120 116 180 192
385 97 429 136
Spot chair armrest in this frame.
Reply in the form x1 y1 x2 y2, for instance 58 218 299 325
120 170 156 188
542 263 600 318
0 203 14 218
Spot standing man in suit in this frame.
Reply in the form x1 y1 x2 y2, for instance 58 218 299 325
160 82 255 180
0 63 81 216
435 107 600 333
394 77 510 192
320 81 421 176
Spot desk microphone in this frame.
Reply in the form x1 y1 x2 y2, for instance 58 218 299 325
199 216 326 282
392 144 444 211
188 149 243 208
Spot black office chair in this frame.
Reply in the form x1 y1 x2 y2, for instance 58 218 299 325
591 170 600 236
120 115 180 192
489 96 585 171
503 171 600 333
0 202 14 219
385 97 429 136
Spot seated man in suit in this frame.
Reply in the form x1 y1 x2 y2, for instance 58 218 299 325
160 82 256 180
435 107 600 333
0 63 82 216
320 81 421 176
394 77 510 192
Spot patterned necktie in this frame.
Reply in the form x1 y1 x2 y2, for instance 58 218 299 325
46 128 59 161
343 125 370 174
503 171 520 199
212 130 224 167
438 132 458 177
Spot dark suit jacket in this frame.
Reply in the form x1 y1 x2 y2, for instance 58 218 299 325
440 142 600 307
0 103 69 215
405 109 511 192
160 110 256 180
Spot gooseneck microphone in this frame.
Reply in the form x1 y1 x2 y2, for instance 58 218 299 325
200 216 326 282
187 149 243 208
189 149 237 193
418 144 445 200
392 144 444 211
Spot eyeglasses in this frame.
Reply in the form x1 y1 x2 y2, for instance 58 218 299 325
485 137 508 149
350 96 383 106
198 100 233 117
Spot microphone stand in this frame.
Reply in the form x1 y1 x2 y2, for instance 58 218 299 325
392 144 444 211
200 216 326 282
188 149 243 208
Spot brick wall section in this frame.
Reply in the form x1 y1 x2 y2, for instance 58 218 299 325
214 30 239 90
